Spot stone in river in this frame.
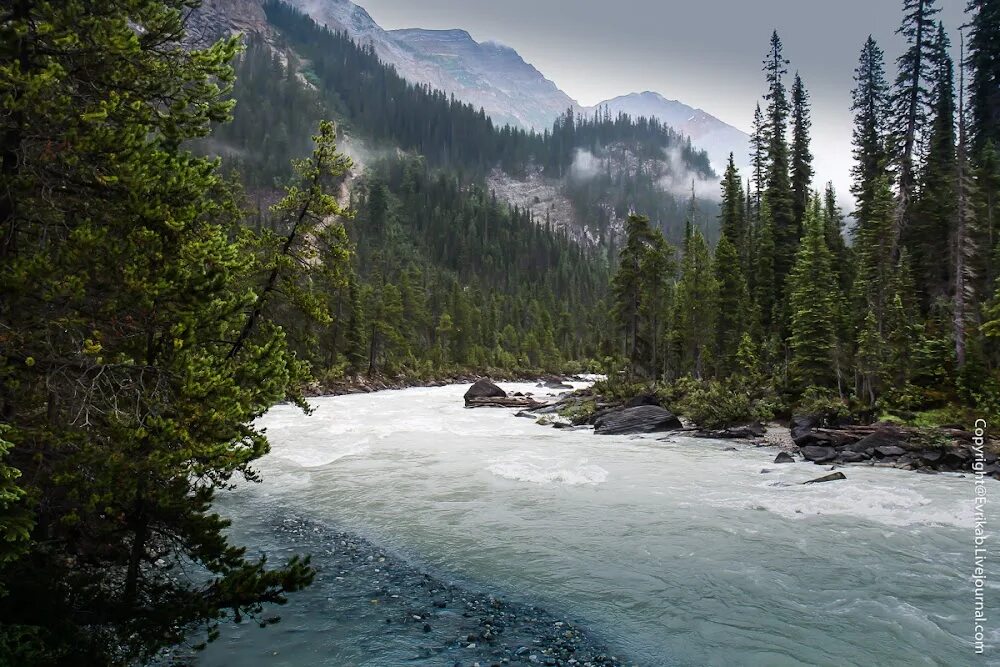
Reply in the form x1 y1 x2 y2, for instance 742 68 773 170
803 471 847 484
464 379 506 405
774 452 795 464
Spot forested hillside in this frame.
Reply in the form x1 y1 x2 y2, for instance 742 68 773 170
603 3 1000 430
194 1 725 381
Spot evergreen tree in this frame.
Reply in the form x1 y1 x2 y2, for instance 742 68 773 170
761 32 797 291
909 22 957 308
611 214 674 378
790 73 815 234
891 0 941 257
713 235 749 377
753 200 778 331
720 153 747 248
954 38 978 369
788 198 839 388
749 103 768 216
675 225 718 378
851 37 893 229
966 0 1000 154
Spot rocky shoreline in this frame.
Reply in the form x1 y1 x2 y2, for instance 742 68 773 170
163 513 632 667
462 379 1000 481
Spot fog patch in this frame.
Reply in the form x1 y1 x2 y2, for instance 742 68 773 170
658 146 721 201
569 149 602 181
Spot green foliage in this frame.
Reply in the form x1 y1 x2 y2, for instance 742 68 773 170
611 214 676 378
0 2 330 661
788 197 839 388
674 378 775 429
795 386 851 422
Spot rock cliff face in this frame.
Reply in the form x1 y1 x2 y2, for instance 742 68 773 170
388 28 576 131
281 0 576 131
186 0 272 46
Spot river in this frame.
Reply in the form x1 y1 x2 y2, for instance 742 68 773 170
196 382 995 666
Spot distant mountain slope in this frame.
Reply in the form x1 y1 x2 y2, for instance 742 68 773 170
191 0 748 179
187 0 273 45
589 91 750 173
281 0 575 130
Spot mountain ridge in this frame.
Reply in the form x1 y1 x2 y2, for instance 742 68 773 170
586 91 750 173
190 0 746 185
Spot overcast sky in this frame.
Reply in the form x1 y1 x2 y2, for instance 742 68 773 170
357 0 968 204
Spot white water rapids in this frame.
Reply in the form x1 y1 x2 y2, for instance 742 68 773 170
198 382 997 666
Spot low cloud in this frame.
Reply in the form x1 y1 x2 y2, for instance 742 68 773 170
658 146 721 201
569 148 601 181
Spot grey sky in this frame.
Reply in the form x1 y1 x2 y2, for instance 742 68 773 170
357 0 967 202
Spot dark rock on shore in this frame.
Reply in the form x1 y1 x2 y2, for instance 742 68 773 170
835 450 869 463
593 406 683 435
789 420 1000 478
800 445 837 463
804 471 847 484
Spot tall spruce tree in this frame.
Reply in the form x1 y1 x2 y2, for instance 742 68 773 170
762 32 797 290
675 223 718 379
713 235 749 377
788 197 839 388
909 22 957 308
851 37 892 229
790 73 815 235
715 158 750 376
954 34 978 369
966 0 1000 154
750 103 768 216
720 153 747 247
891 0 941 258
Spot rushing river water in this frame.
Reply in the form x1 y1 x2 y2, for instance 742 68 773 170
197 382 996 667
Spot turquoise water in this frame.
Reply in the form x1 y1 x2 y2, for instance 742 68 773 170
198 383 996 666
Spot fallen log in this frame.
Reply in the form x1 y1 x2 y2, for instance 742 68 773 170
466 396 546 409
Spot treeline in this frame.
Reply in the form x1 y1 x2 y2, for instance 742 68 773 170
610 1 1000 425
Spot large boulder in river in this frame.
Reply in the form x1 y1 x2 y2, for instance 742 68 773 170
593 406 682 435
464 379 506 405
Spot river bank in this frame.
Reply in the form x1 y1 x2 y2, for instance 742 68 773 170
484 380 999 480
166 510 630 667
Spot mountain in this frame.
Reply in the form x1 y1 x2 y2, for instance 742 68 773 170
188 0 273 45
589 91 750 173
280 0 575 130
387 29 576 130
190 0 747 176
